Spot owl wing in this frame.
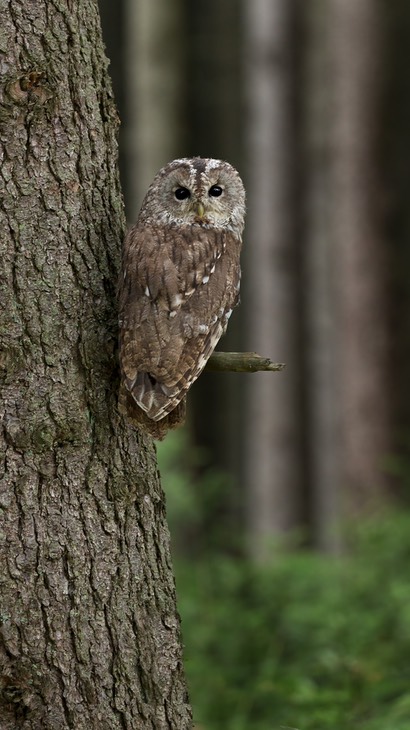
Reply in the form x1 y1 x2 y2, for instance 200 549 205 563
119 223 241 421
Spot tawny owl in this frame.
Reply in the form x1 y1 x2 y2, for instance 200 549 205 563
118 157 246 439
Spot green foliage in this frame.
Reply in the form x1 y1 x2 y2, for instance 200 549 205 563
158 429 240 555
158 436 410 728
174 516 410 729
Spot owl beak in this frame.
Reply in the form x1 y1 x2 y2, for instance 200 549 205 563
195 202 205 219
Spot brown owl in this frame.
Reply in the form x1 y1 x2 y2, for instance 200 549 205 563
118 157 246 439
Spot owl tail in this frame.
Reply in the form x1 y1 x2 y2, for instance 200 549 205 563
118 380 186 439
126 371 181 421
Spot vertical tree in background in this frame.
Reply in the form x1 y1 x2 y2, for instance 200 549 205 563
0 1 191 727
328 0 391 513
303 0 343 551
304 0 391 548
385 3 410 465
123 0 184 220
243 0 303 559
185 1 244 483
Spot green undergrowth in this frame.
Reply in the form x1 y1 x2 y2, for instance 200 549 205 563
158 433 410 729
176 517 410 730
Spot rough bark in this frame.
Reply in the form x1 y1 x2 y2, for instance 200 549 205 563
0 1 191 728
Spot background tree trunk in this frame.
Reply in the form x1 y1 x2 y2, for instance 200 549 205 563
303 0 342 551
123 0 185 221
385 2 410 473
185 0 244 487
302 0 391 550
0 2 191 728
242 0 303 560
327 0 391 513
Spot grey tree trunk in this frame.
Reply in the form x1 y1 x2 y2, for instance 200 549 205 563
124 0 184 221
303 0 342 552
185 0 244 517
304 0 391 549
328 0 391 513
0 2 191 728
243 0 302 560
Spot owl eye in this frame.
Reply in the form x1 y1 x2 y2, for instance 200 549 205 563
209 185 223 197
174 187 191 201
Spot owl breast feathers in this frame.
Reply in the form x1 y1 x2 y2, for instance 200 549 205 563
119 157 246 438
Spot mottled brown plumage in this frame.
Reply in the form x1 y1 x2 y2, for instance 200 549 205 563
119 157 246 439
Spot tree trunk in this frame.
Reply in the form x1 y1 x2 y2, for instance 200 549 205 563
328 0 391 513
186 1 244 488
303 0 391 546
123 0 185 221
243 0 302 560
303 0 342 551
384 4 410 466
0 2 191 728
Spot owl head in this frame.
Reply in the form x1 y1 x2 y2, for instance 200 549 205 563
138 157 246 236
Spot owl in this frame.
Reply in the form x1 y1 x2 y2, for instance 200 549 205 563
118 157 246 439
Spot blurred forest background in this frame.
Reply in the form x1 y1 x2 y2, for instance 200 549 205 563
100 1 410 728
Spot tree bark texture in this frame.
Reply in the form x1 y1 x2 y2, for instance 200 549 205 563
0 2 191 728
